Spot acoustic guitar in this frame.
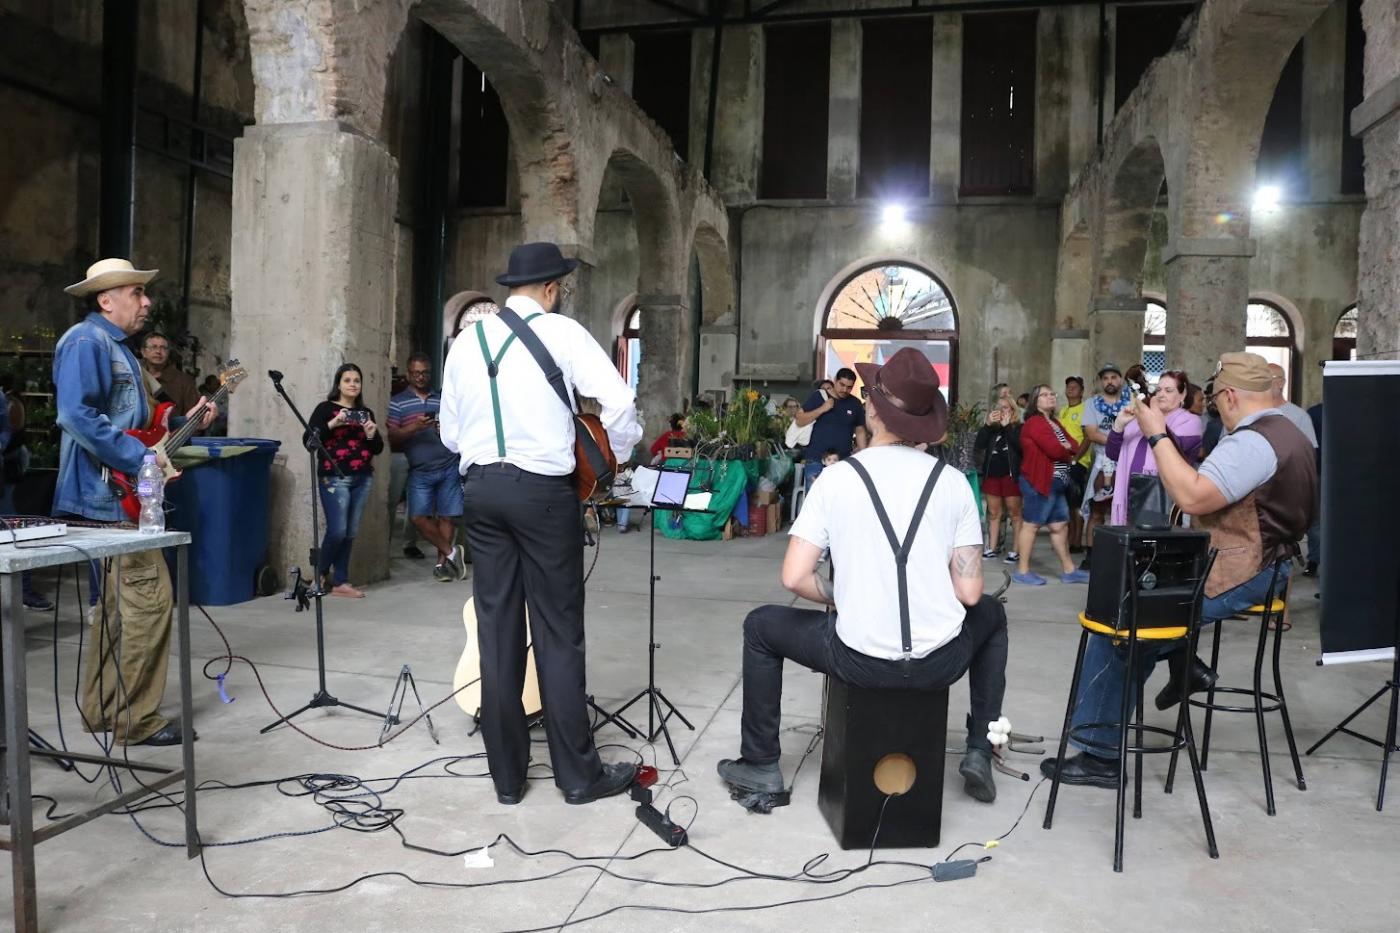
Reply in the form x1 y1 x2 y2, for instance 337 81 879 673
111 360 247 520
573 412 616 502
453 596 543 722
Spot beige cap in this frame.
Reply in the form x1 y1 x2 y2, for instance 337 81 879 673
1213 351 1274 392
64 258 158 297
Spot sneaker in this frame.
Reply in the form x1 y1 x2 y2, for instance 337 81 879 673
618 525 631 534
403 544 425 559
1012 571 1046 586
24 592 55 612
432 563 453 583
716 757 785 794
1002 551 1019 564
449 544 468 580
1078 553 1092 571
1303 561 1318 578
982 547 997 559
1060 569 1091 584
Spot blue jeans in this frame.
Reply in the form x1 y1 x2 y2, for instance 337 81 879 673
318 473 372 585
1069 562 1290 756
1020 475 1070 526
803 460 824 485
1306 520 1320 567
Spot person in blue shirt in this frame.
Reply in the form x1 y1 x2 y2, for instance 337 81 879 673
794 368 867 484
387 352 465 582
54 259 212 746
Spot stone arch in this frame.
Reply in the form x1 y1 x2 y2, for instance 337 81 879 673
592 148 684 298
442 289 496 341
1250 290 1306 353
689 222 734 326
1097 139 1167 301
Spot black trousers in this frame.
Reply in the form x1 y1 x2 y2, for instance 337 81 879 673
740 596 1009 763
462 462 602 794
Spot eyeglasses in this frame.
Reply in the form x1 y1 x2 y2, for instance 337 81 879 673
555 280 575 299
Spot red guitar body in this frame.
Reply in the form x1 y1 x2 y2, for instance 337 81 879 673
112 401 177 521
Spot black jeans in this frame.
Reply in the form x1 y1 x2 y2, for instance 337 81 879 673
462 462 601 794
739 596 1009 763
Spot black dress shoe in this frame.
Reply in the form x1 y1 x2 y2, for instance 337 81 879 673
716 757 784 794
1040 753 1119 788
496 784 526 805
1155 651 1218 710
563 762 638 805
136 721 197 746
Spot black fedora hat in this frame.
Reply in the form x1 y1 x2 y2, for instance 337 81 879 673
496 242 581 287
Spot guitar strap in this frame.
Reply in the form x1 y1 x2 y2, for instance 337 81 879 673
845 457 947 660
475 311 542 457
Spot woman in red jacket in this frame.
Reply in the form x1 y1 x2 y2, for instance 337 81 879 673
1014 384 1091 586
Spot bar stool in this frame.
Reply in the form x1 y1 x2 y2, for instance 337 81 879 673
1166 560 1304 815
1043 546 1218 872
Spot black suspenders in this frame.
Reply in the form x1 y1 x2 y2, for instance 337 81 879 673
846 457 947 659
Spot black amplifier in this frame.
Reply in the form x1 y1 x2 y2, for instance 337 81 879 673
1085 526 1211 630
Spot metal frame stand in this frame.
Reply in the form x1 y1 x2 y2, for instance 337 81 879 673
596 506 696 764
1 531 199 933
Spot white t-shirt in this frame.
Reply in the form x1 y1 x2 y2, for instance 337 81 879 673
790 446 983 660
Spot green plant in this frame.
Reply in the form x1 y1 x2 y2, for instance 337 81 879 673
724 385 771 445
685 407 721 442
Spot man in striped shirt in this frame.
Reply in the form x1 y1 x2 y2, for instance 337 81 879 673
387 352 466 581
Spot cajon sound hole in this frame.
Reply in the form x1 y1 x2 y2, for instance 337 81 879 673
873 753 916 796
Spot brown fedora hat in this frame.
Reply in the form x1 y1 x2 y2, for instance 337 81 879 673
854 348 949 444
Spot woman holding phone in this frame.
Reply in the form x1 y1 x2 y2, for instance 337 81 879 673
1105 370 1203 525
1014 384 1089 586
974 397 1024 562
307 363 384 597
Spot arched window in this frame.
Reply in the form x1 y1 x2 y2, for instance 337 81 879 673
615 303 641 391
819 263 958 402
1141 300 1168 382
1333 305 1357 361
1246 300 1298 401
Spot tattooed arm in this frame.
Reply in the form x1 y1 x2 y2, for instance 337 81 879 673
949 544 984 607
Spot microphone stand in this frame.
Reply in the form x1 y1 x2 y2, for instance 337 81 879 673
260 371 388 733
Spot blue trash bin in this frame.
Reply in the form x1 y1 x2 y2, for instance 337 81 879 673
165 438 280 606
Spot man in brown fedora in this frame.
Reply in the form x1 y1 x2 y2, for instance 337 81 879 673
55 258 214 746
718 348 1010 804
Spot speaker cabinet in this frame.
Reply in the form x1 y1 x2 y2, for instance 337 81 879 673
1085 526 1210 630
818 678 948 849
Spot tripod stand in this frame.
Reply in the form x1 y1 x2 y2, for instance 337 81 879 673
1305 595 1400 811
600 505 699 765
260 371 386 734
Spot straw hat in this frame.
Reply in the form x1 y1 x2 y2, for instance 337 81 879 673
64 258 158 297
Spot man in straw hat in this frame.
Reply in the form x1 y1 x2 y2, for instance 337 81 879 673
55 258 214 746
717 348 1010 804
1043 351 1316 788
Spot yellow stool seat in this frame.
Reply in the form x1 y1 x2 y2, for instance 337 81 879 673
1079 612 1187 641
1244 599 1287 614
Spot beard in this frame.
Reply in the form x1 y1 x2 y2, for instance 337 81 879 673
1102 383 1121 396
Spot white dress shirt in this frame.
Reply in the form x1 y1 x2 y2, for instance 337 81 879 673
439 295 643 476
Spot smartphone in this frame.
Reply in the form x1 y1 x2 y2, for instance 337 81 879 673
343 409 367 425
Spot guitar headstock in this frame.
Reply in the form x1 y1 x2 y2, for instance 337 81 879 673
219 360 248 393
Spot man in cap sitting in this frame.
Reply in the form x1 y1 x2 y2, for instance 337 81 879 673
1043 351 1317 787
718 348 1010 804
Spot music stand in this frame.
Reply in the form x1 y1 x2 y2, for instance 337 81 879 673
594 468 710 764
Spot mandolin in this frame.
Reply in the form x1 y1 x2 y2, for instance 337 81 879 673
111 360 247 520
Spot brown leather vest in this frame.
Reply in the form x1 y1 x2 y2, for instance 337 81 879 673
1196 414 1317 597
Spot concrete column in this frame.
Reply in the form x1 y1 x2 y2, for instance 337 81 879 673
1354 0 1400 359
929 15 962 201
710 25 764 202
1065 6 1101 186
599 34 635 94
1088 299 1147 377
827 19 861 201
637 299 691 438
1035 8 1071 198
229 122 398 584
689 30 712 170
1302 0 1346 199
1051 329 1092 388
1163 239 1255 374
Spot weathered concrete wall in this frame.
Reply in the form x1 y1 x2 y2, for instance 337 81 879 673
1355 0 1400 359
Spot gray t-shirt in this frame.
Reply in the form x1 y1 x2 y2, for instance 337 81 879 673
1279 401 1318 448
1197 409 1284 504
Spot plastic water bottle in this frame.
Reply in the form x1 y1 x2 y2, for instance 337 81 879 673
136 453 165 534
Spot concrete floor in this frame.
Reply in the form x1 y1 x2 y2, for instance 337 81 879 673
4 520 1399 933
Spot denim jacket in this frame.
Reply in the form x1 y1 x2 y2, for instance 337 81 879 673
52 313 151 521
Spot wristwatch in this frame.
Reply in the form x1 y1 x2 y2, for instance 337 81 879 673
1146 432 1170 448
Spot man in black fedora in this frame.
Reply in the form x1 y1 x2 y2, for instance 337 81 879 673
440 241 643 805
717 348 1010 804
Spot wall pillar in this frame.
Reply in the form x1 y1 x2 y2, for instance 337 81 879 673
228 122 398 584
1089 299 1147 376
1354 0 1400 359
929 14 962 201
599 34 635 94
1163 238 1255 375
1302 0 1346 199
637 298 690 435
827 20 861 201
709 25 764 201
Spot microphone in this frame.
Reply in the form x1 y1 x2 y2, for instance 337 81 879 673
268 370 284 383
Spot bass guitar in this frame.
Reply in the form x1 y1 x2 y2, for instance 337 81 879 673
453 596 542 722
111 360 248 520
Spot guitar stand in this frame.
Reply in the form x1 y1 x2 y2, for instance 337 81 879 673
381 665 437 746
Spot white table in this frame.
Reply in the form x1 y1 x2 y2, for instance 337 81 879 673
0 527 199 933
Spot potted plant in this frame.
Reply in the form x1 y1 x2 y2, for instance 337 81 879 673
941 401 985 472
